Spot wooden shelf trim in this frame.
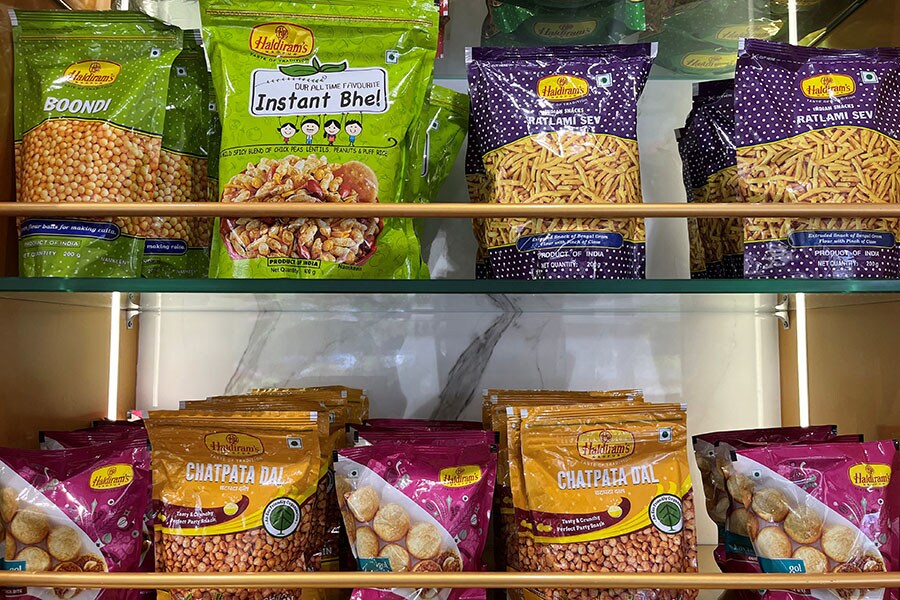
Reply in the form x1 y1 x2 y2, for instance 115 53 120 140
3 203 900 219
1 572 899 589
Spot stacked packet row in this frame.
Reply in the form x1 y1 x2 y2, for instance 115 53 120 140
678 39 900 279
1 419 153 600
337 416 497 600
694 425 900 600
11 11 214 278
482 389 698 600
154 385 368 600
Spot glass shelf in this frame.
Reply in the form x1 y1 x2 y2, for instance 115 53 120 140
1 277 900 295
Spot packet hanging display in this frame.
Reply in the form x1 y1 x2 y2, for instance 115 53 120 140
201 0 438 279
145 411 321 600
407 85 469 205
735 39 900 279
0 440 151 600
11 10 182 277
466 44 655 280
143 31 212 279
335 443 496 600
730 440 899 600
519 404 698 600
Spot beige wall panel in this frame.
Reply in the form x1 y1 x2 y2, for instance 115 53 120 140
0 293 136 448
803 295 900 440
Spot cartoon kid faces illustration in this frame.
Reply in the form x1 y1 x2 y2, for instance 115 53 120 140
277 122 298 144
323 119 341 145
301 119 319 144
345 120 362 146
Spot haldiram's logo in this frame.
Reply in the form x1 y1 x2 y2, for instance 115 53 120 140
716 25 750 41
440 465 483 487
205 432 265 457
577 429 635 460
249 22 314 58
681 53 736 71
849 463 891 488
64 60 121 87
532 20 598 40
89 464 134 490
537 75 589 102
802 74 856 99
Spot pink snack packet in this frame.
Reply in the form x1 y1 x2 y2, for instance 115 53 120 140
39 427 149 450
354 427 496 447
362 418 484 431
730 440 900 600
694 425 842 600
336 443 497 600
0 439 151 600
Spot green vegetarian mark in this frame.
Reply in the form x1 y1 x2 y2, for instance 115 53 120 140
656 501 682 527
279 58 348 78
269 505 296 533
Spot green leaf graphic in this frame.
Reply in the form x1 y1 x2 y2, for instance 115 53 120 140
312 56 321 69
320 63 348 73
656 501 682 527
279 64 319 77
269 505 295 533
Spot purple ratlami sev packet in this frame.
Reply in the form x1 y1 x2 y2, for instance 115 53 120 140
681 79 743 279
730 439 900 600
735 39 900 279
466 44 655 280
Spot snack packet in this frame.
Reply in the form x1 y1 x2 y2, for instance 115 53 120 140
201 0 438 279
362 418 483 431
206 72 221 211
678 80 742 278
735 39 900 279
143 31 211 279
693 425 839 580
0 439 151 599
354 427 496 447
677 127 708 279
251 386 368 424
466 44 655 280
520 403 698 600
11 10 182 277
39 426 148 450
179 394 345 583
481 388 644 429
335 442 497 600
145 410 321 600
730 440 900 600
407 85 469 204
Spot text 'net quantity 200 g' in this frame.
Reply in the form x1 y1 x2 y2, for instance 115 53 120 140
735 39 900 279
200 0 438 279
466 44 655 280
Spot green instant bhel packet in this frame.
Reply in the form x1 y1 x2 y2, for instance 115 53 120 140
407 85 469 205
207 72 222 212
12 10 182 277
201 0 439 279
143 31 212 279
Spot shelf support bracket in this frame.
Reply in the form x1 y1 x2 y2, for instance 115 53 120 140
774 294 790 329
125 293 140 330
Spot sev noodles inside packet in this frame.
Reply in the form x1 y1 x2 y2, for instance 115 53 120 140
735 39 900 279
466 44 655 280
680 79 742 279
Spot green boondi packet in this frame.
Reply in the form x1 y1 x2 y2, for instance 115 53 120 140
408 85 469 205
12 10 182 277
201 0 439 279
143 31 212 278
